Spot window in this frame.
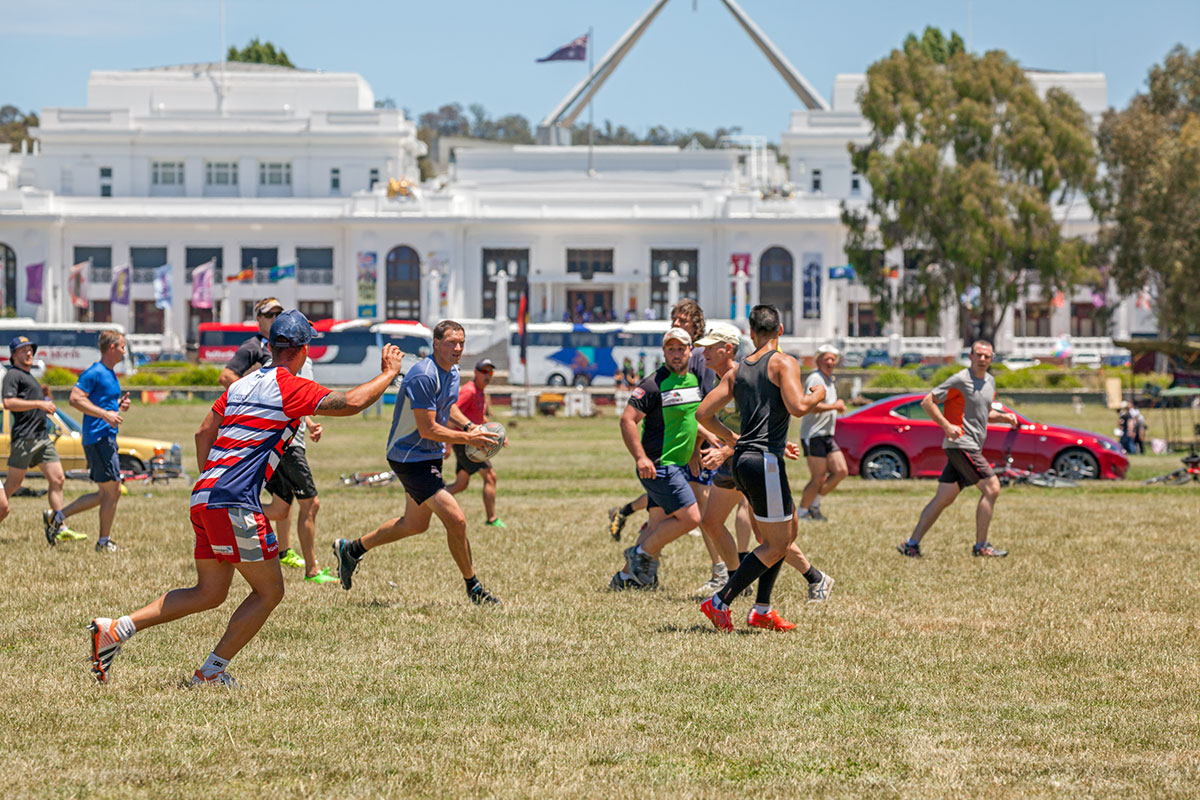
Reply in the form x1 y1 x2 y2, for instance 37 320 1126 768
850 171 861 194
75 246 112 283
369 168 380 189
297 247 334 285
850 302 882 337
758 246 794 333
810 169 822 194
134 300 164 334
99 166 112 197
649 249 699 321
242 301 257 321
85 299 112 323
1071 303 1101 338
205 161 238 185
131 247 168 283
330 168 341 193
386 245 421 320
242 247 278 283
0 243 14 315
566 249 614 279
61 167 73 195
100 167 112 178
1014 302 1052 338
151 161 184 185
258 162 292 186
481 248 529 319
299 301 333 320
893 401 932 421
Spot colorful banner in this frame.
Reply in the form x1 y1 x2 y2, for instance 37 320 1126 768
268 263 296 283
802 253 822 319
111 265 131 305
69 261 89 309
191 260 215 309
153 264 172 309
537 33 587 62
225 268 253 283
356 251 377 318
517 284 529 365
828 264 856 280
729 252 751 276
25 262 44 305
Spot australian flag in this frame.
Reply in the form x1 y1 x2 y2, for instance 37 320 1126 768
537 34 588 62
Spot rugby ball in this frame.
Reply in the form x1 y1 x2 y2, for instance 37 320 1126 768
465 421 506 462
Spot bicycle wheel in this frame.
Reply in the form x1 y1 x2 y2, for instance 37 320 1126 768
1143 470 1185 485
1028 474 1078 488
1169 472 1193 486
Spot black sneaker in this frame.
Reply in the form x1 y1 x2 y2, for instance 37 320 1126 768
807 507 828 522
623 545 658 586
468 583 502 605
607 507 628 541
332 539 360 590
973 542 1008 558
43 509 59 547
896 541 922 558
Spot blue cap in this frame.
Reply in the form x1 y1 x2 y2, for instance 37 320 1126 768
8 335 37 355
268 309 313 347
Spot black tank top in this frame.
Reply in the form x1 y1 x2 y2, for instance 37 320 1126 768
733 350 789 454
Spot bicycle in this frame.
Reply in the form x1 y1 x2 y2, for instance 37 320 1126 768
1142 450 1200 486
339 470 397 488
992 438 1079 489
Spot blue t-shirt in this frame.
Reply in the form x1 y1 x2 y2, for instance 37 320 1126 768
385 357 459 463
75 362 122 445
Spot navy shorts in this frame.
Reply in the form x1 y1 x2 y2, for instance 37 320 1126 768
84 437 121 483
639 464 697 516
687 465 714 486
388 458 446 505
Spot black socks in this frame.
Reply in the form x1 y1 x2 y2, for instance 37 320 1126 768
717 553 770 606
347 539 367 560
465 575 481 592
754 558 784 606
803 566 823 585
620 502 636 517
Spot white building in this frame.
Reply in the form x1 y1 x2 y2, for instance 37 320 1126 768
0 61 1156 360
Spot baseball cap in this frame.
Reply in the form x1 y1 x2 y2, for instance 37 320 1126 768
816 344 841 357
268 309 313 347
662 326 692 346
475 358 495 372
254 297 284 316
8 335 37 355
695 322 740 347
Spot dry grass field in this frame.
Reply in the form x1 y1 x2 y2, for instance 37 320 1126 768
3 399 1198 798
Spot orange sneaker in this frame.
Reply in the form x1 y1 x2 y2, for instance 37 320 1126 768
701 597 734 632
87 618 122 684
746 607 796 631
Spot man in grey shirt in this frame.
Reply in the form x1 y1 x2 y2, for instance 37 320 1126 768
798 344 849 521
898 339 1018 558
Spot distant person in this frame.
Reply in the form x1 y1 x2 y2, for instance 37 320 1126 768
57 330 131 552
0 336 79 544
797 344 849 521
1118 402 1137 454
446 358 506 528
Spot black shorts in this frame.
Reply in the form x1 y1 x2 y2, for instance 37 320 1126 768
265 447 318 503
388 458 446 505
938 449 996 489
453 444 491 476
712 461 737 490
801 436 841 458
732 449 794 523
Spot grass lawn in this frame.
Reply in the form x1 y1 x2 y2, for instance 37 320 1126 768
3 399 1197 798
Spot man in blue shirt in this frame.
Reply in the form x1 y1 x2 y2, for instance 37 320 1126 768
57 330 130 552
332 319 503 605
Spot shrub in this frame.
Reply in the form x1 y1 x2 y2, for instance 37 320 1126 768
927 365 960 386
1046 372 1084 389
994 369 1041 389
124 372 167 386
867 368 927 389
178 366 222 386
42 367 77 386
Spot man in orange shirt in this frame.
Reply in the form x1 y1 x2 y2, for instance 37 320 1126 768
446 358 505 528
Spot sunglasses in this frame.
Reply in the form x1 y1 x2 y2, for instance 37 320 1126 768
257 310 282 319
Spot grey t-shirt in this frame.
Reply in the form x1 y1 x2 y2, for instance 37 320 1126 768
800 370 838 440
931 368 995 451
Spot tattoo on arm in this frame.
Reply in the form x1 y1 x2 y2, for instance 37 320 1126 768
318 392 348 411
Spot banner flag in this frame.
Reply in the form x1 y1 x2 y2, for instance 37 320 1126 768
225 267 254 283
25 262 44 305
191 260 215 309
537 34 587 62
518 284 530 365
153 264 172 309
356 251 378 317
828 264 856 280
267 263 296 283
111 265 131 305
69 261 89 309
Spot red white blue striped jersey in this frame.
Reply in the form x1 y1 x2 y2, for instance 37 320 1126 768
191 366 331 511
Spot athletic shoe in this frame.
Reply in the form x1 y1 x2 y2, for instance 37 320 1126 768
190 670 239 688
693 566 729 596
95 540 119 553
624 545 658 587
43 509 59 546
747 607 796 631
973 542 1008 558
607 507 628 541
807 573 835 602
700 597 734 632
87 618 122 684
896 541 922 558
279 549 306 569
807 507 828 522
56 527 87 542
485 519 507 528
304 567 338 584
332 539 360 591
468 583 503 605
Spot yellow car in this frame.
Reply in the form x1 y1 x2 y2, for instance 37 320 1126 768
0 407 182 476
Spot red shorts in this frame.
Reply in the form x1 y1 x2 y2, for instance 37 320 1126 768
191 504 278 563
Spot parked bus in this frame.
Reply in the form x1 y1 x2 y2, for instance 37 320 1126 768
0 319 135 375
507 321 673 387
198 319 432 385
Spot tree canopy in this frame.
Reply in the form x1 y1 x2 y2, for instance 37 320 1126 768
843 27 1098 343
1093 45 1200 342
0 106 38 153
227 38 294 68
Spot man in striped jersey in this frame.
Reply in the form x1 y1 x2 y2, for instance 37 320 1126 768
86 311 405 687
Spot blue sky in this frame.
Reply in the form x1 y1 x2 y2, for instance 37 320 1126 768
2 0 1197 139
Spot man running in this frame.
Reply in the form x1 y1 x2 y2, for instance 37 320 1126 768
797 344 848 521
611 326 705 590
86 311 404 686
695 305 833 632
898 340 1017 558
332 320 503 605
56 330 130 552
1 336 78 544
446 357 505 528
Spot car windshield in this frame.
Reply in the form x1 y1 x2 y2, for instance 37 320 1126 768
53 408 82 434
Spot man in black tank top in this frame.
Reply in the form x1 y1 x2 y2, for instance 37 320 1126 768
694 305 835 632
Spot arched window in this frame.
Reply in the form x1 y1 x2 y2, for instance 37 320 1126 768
0 243 15 314
758 246 794 333
802 253 822 321
385 246 421 320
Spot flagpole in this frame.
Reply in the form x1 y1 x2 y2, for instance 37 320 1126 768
587 26 594 177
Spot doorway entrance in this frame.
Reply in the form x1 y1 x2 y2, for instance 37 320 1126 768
566 289 614 322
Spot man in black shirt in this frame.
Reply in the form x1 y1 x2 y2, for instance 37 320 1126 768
218 297 283 387
1 336 73 545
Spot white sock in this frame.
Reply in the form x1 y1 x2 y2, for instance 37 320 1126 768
114 615 136 642
710 594 728 610
811 497 821 510
198 652 230 678
752 603 771 615
635 545 648 557
97 536 110 545
53 510 65 525
618 571 633 581
796 508 810 518
712 562 728 577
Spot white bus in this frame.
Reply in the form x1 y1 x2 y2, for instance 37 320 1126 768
508 321 674 387
0 320 135 375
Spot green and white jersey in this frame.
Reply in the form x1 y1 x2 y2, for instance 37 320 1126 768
628 365 703 466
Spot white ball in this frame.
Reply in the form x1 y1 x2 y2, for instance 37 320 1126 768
465 421 506 462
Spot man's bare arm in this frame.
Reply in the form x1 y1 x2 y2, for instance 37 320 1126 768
449 404 473 430
774 356 824 417
315 344 405 417
922 392 961 438
218 368 240 388
413 408 498 448
695 367 736 435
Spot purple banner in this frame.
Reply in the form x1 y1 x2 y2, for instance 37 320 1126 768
111 265 130 305
191 260 214 309
25 262 44 305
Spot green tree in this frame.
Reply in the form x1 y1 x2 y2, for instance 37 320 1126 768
227 37 294 68
1093 45 1200 341
0 105 39 153
843 28 1097 343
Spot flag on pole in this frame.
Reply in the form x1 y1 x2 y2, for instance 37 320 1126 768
827 264 856 280
191 260 215 309
153 264 172 310
517 283 530 366
111 265 131 305
25 262 44 305
267 263 296 283
537 33 587 62
225 267 254 283
68 261 89 309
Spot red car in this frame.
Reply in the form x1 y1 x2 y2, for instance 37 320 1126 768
834 394 1128 481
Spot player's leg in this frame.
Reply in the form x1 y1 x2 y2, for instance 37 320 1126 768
425 488 501 603
734 496 753 553
480 466 500 525
0 468 18 525
698 484 740 569
445 469 471 496
359 492 434 549
295 495 323 578
41 458 67 524
129 558 237 631
95 480 121 544
211 558 286 661
799 454 827 512
821 449 849 495
640 502 702 556
904 481 961 550
607 492 649 540
971 475 1006 556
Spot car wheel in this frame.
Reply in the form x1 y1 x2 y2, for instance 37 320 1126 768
1052 448 1099 480
119 455 144 475
547 373 567 387
572 374 591 388
861 447 909 480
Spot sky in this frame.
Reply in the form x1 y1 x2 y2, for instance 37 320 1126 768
2 0 1198 140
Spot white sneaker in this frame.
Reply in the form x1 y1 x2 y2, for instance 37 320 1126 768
191 670 240 688
807 573 835 602
693 566 729 596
